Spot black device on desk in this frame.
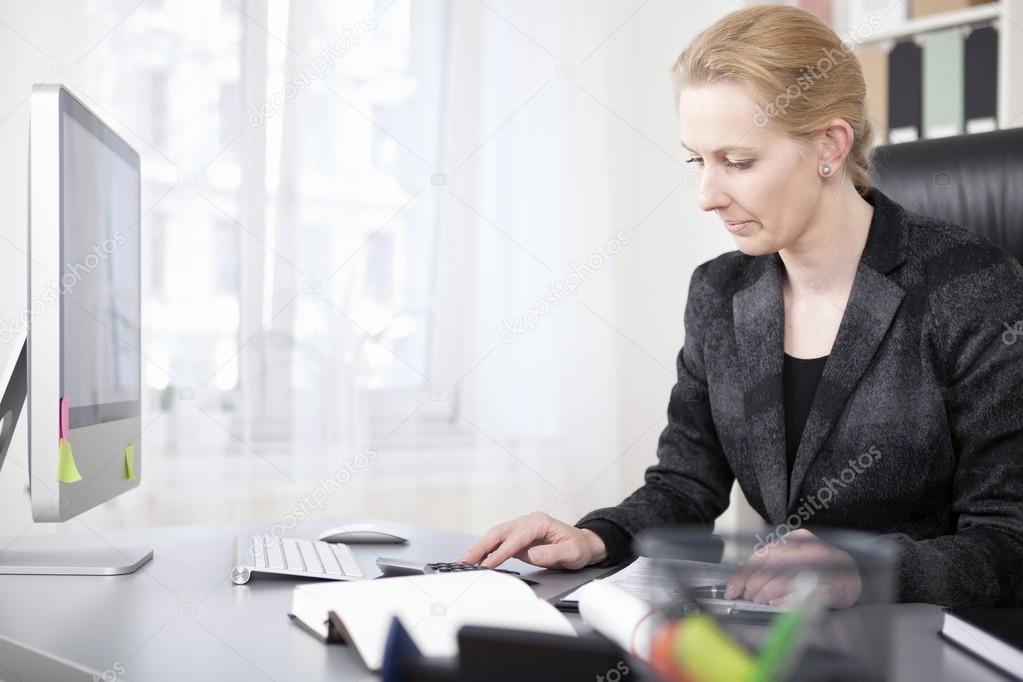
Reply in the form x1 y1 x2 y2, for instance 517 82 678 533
380 619 649 682
376 557 540 585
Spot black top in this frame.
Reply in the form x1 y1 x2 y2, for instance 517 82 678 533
579 352 830 568
782 352 829 474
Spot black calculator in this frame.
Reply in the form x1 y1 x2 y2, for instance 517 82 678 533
376 557 539 585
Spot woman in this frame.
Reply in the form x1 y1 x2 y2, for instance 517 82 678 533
460 5 1023 608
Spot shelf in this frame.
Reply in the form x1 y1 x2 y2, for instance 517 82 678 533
856 2 1003 46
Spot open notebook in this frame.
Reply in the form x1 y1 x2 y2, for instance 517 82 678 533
290 571 576 671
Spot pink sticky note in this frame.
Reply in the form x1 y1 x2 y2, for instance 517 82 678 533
59 395 69 439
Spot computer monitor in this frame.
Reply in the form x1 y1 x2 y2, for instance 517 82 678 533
0 84 151 574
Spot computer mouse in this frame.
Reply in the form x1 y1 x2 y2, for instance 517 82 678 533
317 525 410 544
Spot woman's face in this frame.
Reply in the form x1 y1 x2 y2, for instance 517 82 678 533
678 82 822 256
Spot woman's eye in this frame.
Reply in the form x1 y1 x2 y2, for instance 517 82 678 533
684 156 752 170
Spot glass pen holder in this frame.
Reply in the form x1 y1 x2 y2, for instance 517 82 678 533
632 527 898 682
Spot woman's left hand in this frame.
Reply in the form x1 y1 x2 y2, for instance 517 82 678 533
724 528 862 608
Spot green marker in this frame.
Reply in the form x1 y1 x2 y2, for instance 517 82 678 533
750 573 822 682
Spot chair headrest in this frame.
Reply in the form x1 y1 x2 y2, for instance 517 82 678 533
870 127 1023 265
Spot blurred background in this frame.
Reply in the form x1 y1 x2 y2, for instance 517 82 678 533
0 0 1015 540
0 0 736 539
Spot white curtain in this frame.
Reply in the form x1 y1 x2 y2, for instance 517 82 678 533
249 1 625 488
429 1 623 487
0 0 655 530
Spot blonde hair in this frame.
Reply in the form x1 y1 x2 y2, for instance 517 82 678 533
671 5 874 197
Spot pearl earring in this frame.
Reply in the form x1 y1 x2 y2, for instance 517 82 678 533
821 164 832 176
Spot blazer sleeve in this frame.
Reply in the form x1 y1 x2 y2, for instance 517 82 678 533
882 246 1023 607
576 264 736 563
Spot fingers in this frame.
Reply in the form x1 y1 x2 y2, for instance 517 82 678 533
476 513 550 568
479 529 538 568
745 572 795 605
736 558 783 601
725 538 799 600
727 529 860 606
459 513 594 571
725 545 772 599
459 521 513 564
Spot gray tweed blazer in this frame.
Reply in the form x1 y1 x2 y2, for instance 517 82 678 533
578 187 1023 608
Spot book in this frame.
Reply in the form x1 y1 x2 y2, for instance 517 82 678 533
941 608 1023 680
289 571 576 671
922 27 965 139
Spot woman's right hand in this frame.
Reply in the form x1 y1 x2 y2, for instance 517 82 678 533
458 511 608 570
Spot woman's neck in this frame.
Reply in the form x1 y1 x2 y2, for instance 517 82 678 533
779 183 874 299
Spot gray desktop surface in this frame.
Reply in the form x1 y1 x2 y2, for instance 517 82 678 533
0 520 1007 681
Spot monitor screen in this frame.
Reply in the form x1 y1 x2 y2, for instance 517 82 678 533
60 95 140 428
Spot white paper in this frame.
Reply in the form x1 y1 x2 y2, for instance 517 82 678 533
561 557 786 615
561 556 732 603
576 580 665 660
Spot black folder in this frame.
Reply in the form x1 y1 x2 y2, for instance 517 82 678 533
964 25 999 131
888 39 922 141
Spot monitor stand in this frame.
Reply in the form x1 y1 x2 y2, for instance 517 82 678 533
0 337 153 575
0 546 153 576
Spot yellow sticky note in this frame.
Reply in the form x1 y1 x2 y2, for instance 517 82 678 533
57 438 82 483
123 444 136 480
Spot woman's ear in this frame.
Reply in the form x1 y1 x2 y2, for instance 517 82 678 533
817 118 854 170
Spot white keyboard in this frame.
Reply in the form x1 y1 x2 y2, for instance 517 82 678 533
232 534 364 584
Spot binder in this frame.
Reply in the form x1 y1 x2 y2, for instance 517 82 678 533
888 38 923 143
964 24 999 133
857 45 890 145
923 28 965 138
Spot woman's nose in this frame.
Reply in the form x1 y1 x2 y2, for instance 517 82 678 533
696 165 730 213
697 180 729 213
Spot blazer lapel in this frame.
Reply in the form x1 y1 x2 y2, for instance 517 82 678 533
785 263 905 509
733 253 789 522
787 189 909 510
731 188 910 521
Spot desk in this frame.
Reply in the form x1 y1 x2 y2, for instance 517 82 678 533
0 520 1007 681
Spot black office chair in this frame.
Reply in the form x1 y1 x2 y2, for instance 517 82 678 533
870 127 1023 265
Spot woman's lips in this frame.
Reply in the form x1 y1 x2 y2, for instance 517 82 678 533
725 221 752 234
